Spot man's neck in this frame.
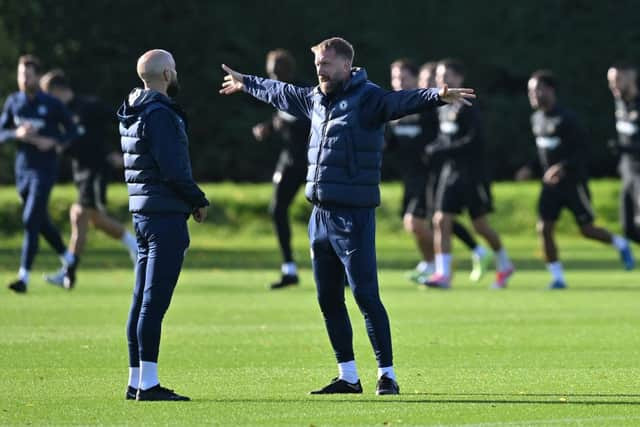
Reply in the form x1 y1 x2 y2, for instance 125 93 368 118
23 89 38 99
144 83 167 97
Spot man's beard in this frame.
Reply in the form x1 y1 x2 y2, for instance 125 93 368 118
167 79 180 98
319 78 336 94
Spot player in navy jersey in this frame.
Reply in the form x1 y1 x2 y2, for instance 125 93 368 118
0 55 78 293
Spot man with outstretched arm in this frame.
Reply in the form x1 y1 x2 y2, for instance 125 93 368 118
220 37 475 395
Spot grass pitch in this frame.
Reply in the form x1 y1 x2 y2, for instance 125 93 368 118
1 182 639 426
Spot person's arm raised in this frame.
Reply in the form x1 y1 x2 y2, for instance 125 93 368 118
219 64 313 119
364 84 476 125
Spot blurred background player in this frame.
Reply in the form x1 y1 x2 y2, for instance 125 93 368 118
385 58 437 282
424 59 513 289
607 63 640 245
519 70 633 289
418 61 491 283
252 49 310 289
0 55 78 293
40 69 138 289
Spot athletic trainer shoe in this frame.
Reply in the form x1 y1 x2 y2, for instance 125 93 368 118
490 266 514 289
406 266 435 284
420 273 451 289
270 274 299 290
45 264 76 290
547 280 567 290
136 384 190 401
470 251 493 282
376 374 400 395
126 386 137 400
7 279 27 294
619 244 635 270
309 377 363 394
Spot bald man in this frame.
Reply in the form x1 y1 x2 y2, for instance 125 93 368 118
118 49 209 401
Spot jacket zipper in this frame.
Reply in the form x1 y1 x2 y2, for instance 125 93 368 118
312 101 332 203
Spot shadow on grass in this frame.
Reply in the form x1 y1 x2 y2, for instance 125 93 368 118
0 247 636 272
195 392 640 405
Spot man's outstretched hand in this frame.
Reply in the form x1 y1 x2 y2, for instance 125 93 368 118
219 64 245 95
439 85 476 106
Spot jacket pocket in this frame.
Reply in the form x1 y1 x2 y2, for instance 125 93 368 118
345 128 358 178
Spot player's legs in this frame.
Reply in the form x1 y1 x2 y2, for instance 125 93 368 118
538 183 566 288
69 203 91 255
309 206 359 387
452 221 478 251
135 214 190 390
403 212 434 279
90 209 127 239
268 164 305 288
21 178 65 269
570 181 633 269
469 181 513 288
620 178 640 243
328 207 396 387
402 175 434 280
126 219 147 390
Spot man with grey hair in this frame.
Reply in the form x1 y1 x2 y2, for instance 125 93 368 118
221 37 475 395
118 49 209 401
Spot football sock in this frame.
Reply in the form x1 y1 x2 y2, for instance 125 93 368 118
416 261 431 273
139 361 159 390
18 267 30 285
496 249 512 271
547 261 565 282
121 231 138 253
472 245 488 260
612 235 628 250
281 262 297 276
435 254 452 276
378 366 396 381
62 251 77 267
338 360 359 384
128 367 140 388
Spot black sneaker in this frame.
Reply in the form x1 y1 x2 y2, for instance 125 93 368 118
309 377 363 394
8 279 27 294
125 386 137 400
270 274 299 290
63 263 76 289
136 384 190 401
376 374 400 395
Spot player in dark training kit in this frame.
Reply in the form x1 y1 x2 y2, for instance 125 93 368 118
0 55 78 293
220 37 475 395
387 59 487 284
40 70 138 289
417 61 491 283
607 63 640 245
424 59 513 289
520 70 633 289
252 50 310 289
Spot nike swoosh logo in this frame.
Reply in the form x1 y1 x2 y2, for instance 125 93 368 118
345 249 358 256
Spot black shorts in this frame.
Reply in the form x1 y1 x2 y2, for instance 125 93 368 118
434 164 493 219
74 169 107 210
401 174 428 218
621 174 640 228
538 180 594 226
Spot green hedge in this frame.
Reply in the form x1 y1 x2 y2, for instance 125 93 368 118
0 179 625 237
0 1 637 182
